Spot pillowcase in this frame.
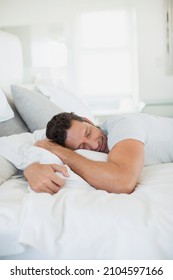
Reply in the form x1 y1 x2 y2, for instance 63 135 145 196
37 84 95 122
76 149 108 162
0 154 17 185
11 85 64 132
0 95 29 137
37 148 108 189
0 88 14 122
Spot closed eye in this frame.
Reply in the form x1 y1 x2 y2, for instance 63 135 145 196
78 127 92 149
85 128 91 138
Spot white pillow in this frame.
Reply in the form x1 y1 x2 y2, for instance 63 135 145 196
0 88 14 122
76 149 108 161
65 150 107 187
37 84 95 122
37 148 108 189
0 154 17 185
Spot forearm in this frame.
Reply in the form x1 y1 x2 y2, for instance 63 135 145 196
34 139 143 194
48 146 132 193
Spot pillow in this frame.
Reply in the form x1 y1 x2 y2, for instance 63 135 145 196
0 88 14 122
37 84 95 122
0 154 17 185
37 148 108 189
0 95 29 136
76 149 108 161
11 85 64 132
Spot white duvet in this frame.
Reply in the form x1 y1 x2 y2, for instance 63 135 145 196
0 149 173 259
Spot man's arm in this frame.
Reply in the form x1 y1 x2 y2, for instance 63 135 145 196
35 139 144 194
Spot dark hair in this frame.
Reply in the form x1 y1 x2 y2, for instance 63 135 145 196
46 112 85 146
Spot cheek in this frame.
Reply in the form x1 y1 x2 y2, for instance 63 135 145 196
98 130 106 138
94 127 102 136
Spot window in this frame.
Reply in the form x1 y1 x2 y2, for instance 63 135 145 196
75 9 138 116
30 24 68 84
31 40 67 68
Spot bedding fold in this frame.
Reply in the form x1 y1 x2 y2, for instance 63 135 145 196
0 149 173 259
17 162 173 259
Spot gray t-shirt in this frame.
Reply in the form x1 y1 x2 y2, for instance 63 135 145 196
100 113 173 166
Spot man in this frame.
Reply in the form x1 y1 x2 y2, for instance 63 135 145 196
24 112 173 194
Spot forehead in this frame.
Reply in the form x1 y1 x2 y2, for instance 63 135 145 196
70 119 89 133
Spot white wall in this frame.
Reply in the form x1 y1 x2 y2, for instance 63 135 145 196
0 0 173 102
136 0 173 101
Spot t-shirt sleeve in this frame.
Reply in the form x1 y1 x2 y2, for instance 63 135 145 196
107 118 147 150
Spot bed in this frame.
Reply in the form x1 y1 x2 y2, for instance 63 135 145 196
0 31 173 260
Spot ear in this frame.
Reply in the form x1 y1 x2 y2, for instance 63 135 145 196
83 117 94 125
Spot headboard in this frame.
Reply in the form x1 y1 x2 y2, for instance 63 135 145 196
0 31 23 94
140 100 173 118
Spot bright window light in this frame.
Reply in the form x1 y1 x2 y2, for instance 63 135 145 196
80 10 130 48
75 8 138 114
31 40 67 67
79 52 132 95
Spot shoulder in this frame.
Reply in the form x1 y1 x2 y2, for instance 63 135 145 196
101 113 144 131
102 113 148 150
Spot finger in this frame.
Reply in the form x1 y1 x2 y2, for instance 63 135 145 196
30 183 55 195
51 164 69 177
45 182 62 194
44 172 65 192
32 174 63 194
41 187 54 195
39 179 62 194
51 172 65 187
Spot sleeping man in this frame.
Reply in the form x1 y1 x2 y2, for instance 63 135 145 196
24 112 173 194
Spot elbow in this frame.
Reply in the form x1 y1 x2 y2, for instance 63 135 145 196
123 176 137 194
120 182 136 194
111 177 137 194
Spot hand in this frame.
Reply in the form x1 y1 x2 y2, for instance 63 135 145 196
35 139 59 150
35 139 69 161
24 163 69 194
35 139 65 156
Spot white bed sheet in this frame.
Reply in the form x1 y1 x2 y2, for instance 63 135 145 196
0 177 27 256
0 160 173 260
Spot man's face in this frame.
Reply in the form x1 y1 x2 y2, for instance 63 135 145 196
64 120 109 153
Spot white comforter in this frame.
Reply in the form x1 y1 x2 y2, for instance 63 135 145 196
0 149 173 259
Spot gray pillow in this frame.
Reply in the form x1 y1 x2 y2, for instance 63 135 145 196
11 85 64 132
0 95 29 137
0 154 18 185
